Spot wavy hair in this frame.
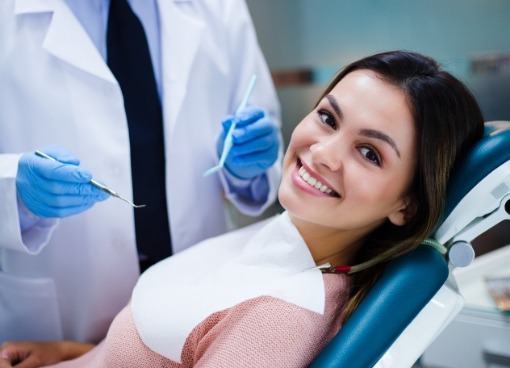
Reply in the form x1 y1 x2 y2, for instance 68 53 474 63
317 51 485 321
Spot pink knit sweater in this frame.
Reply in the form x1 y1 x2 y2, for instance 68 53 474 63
44 273 350 368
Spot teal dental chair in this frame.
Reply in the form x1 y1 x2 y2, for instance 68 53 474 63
311 121 510 368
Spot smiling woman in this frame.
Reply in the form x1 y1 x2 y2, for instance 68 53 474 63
279 68 418 272
310 51 485 320
0 51 484 368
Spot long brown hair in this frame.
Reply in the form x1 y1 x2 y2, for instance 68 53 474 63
318 51 485 321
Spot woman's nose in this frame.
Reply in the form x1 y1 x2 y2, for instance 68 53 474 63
310 137 343 172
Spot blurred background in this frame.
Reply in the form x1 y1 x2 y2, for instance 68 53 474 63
242 1 510 367
246 0 510 150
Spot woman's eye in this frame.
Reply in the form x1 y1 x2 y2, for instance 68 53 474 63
318 110 336 129
359 146 381 166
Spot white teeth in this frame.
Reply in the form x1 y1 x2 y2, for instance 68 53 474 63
298 166 334 194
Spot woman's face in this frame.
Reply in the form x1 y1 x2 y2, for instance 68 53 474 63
279 70 417 245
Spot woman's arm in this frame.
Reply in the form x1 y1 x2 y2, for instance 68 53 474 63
0 341 95 368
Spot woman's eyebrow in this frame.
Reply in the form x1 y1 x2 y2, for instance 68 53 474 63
360 129 401 158
325 94 401 158
325 94 342 119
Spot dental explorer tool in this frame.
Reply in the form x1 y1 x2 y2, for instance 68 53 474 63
34 150 146 208
203 74 257 177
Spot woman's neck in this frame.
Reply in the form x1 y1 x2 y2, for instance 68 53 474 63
289 214 370 267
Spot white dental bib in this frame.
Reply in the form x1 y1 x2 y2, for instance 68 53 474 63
131 211 325 363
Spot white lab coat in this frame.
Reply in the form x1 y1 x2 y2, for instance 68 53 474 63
0 0 281 343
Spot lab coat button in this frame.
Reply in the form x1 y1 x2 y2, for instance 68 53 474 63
112 166 121 175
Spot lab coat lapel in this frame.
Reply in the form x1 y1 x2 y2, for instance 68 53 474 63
14 0 115 83
158 0 204 134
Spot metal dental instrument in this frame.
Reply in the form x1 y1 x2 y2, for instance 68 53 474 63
34 150 146 208
203 74 258 177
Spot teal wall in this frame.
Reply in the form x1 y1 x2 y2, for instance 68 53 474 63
246 0 510 147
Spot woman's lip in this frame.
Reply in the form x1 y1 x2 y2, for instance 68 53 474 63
293 160 340 197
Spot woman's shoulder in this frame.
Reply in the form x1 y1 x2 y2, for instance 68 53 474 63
185 277 350 367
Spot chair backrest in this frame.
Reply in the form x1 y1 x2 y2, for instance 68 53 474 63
310 121 510 368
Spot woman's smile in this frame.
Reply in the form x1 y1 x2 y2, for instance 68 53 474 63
293 160 340 197
279 69 416 244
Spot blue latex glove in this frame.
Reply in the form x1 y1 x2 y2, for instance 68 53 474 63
16 146 109 218
217 106 279 180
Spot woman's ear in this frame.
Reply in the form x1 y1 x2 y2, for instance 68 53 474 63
388 197 416 226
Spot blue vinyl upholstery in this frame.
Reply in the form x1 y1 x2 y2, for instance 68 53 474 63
310 246 448 368
310 121 510 368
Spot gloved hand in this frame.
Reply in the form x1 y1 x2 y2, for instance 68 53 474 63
217 106 280 180
16 145 109 218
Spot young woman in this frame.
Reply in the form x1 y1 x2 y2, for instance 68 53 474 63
0 50 484 368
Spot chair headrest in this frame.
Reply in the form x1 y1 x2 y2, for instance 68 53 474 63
310 245 448 368
443 121 510 220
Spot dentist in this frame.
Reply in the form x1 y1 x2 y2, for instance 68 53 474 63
0 0 282 345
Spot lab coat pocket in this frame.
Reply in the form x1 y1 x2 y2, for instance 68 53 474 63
0 270 63 342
